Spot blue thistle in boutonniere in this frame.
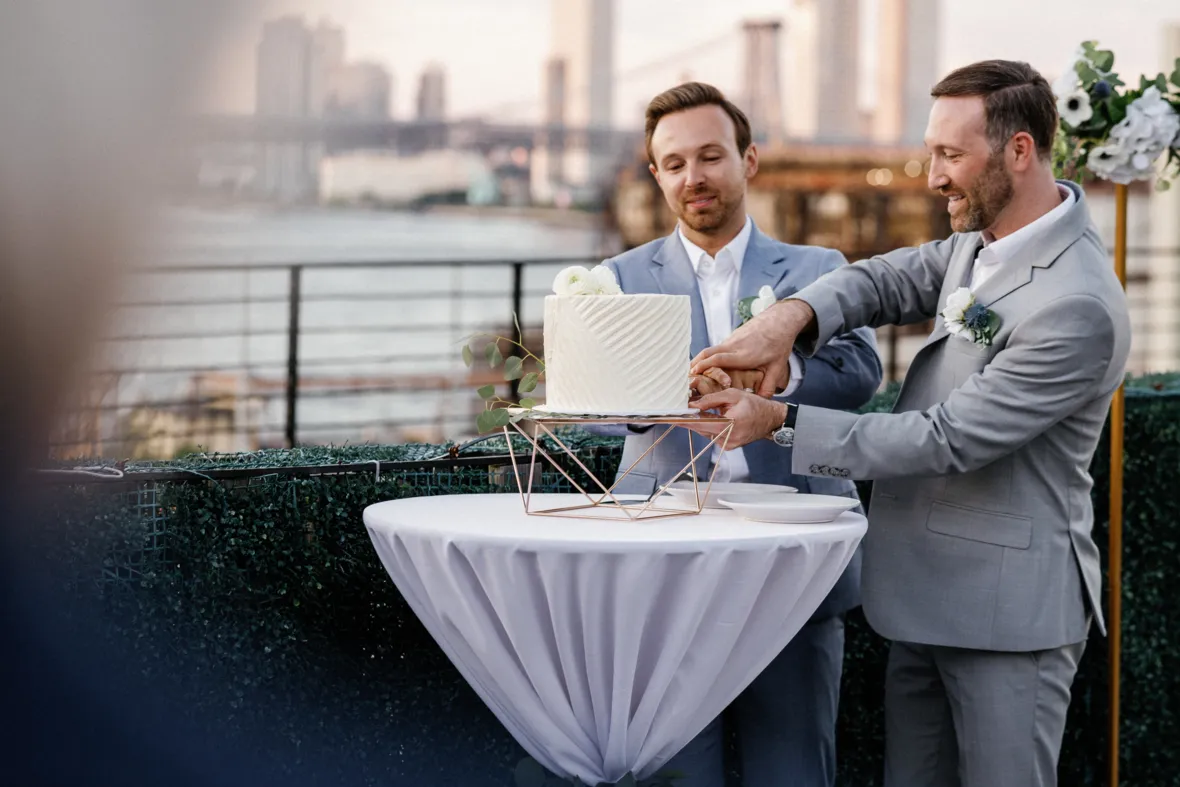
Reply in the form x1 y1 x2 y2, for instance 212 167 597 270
941 287 1001 346
736 285 777 326
964 303 991 333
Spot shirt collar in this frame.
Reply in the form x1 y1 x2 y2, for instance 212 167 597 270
979 184 1075 263
678 215 753 275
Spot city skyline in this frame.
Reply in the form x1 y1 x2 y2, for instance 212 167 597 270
196 0 1180 128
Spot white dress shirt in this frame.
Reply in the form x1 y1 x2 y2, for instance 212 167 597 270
970 184 1075 290
678 217 803 482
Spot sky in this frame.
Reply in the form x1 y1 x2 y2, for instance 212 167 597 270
194 0 1180 128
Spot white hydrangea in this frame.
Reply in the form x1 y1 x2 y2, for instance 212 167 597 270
1088 87 1180 184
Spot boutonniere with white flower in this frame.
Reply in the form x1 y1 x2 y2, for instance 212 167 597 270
941 287 1000 346
736 285 778 325
552 264 623 296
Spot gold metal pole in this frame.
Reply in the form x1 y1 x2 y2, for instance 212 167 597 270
1109 182 1127 787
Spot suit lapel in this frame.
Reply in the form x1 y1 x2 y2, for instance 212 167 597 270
734 226 789 324
916 236 981 352
945 235 981 298
972 190 1088 309
915 180 1091 354
651 233 710 357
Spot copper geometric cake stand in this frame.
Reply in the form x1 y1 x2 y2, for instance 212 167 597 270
501 411 734 521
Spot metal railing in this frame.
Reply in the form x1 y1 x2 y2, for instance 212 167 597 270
56 256 594 458
54 248 1180 459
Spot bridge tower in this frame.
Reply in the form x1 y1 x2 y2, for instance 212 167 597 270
740 19 784 147
531 0 615 206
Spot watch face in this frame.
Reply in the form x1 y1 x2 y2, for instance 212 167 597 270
773 427 794 447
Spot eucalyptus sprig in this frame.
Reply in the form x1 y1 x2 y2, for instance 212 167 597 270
461 315 546 433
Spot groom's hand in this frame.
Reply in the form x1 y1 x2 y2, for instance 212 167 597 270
726 369 765 392
689 368 765 398
691 299 817 398
687 388 787 450
689 367 730 398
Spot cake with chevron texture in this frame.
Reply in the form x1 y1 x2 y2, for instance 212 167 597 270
540 265 691 414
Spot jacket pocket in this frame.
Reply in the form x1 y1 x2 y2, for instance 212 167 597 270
945 336 992 359
926 500 1032 550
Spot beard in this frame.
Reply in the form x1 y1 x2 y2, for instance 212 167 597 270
676 187 742 235
947 151 1014 233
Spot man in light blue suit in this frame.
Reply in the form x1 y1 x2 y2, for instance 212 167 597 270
599 83 882 786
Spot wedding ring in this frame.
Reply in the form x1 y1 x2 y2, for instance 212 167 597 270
743 387 754 392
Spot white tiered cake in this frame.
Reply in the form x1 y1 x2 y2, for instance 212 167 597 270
540 265 692 414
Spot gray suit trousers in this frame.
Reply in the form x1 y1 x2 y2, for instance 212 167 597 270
883 636 1086 787
647 614 845 787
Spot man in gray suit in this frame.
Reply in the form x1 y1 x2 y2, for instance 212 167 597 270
688 61 1131 786
596 82 882 787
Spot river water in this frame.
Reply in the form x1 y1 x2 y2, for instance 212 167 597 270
88 203 618 455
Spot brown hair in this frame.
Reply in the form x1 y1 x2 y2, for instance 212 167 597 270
930 60 1058 160
644 81 752 166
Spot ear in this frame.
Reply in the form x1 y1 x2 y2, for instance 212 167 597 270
744 143 759 179
1008 131 1037 172
649 162 660 184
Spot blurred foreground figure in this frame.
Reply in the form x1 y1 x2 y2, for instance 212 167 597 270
0 1 233 474
0 4 322 785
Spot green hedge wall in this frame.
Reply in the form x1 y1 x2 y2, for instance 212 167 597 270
42 375 1180 786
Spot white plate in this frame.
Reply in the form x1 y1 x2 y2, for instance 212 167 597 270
717 494 860 524
711 491 803 507
531 404 700 417
661 481 797 510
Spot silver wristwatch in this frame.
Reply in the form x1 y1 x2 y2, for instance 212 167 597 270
771 403 798 447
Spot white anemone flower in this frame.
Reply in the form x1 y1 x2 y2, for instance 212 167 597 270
1058 89 1093 127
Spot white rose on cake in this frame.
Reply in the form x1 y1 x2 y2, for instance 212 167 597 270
588 264 622 295
553 264 622 296
553 265 595 296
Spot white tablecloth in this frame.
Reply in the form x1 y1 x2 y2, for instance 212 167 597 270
364 493 865 785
